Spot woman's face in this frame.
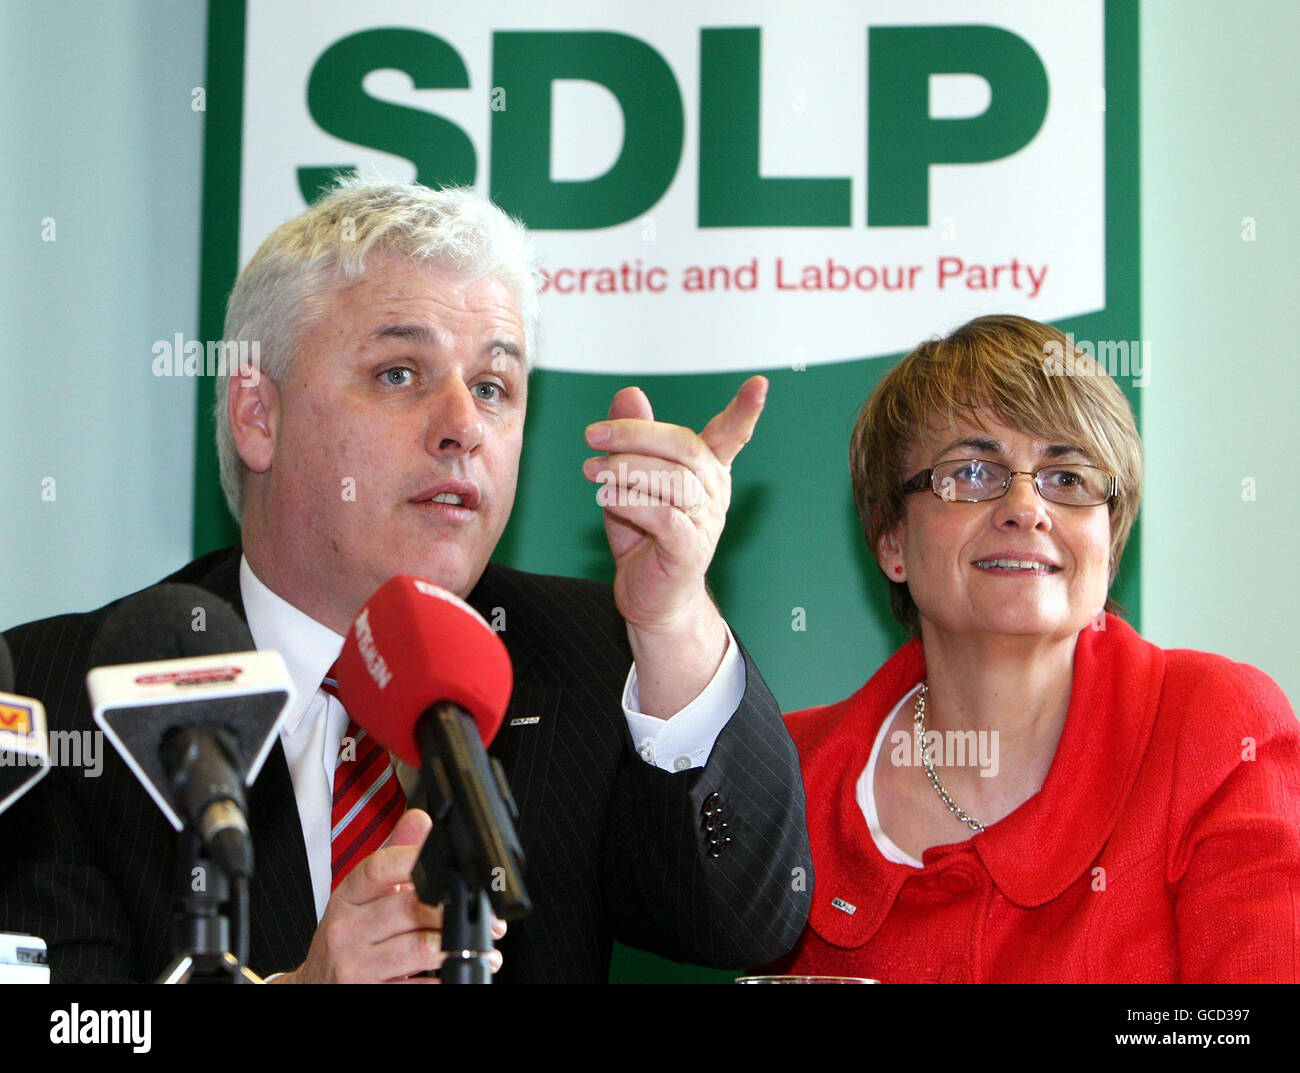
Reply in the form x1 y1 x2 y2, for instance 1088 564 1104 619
877 411 1113 645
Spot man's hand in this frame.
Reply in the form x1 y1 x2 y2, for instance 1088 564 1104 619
582 376 767 717
271 809 506 983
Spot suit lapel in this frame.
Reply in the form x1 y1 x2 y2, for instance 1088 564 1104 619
468 564 559 847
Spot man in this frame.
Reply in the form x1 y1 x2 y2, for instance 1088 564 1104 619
0 178 811 983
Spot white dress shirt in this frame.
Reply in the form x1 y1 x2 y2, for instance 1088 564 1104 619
238 556 745 920
856 685 924 869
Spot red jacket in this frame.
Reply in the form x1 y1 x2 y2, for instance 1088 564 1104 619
775 615 1300 982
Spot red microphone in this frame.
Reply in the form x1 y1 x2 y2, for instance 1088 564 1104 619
335 576 531 932
334 575 512 762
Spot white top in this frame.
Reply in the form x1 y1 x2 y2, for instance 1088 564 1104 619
855 684 925 869
238 556 744 919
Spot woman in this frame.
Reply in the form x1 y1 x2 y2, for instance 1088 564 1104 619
774 315 1300 982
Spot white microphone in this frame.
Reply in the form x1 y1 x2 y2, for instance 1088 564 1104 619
85 584 295 879
0 633 50 817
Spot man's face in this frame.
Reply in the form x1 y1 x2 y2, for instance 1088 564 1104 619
238 255 527 631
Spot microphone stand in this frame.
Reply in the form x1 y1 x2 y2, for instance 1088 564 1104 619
416 817 496 984
411 705 530 983
157 828 260 984
416 759 496 984
437 874 494 985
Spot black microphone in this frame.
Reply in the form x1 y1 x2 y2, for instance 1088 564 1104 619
334 576 529 921
86 584 293 880
334 576 530 984
0 633 51 816
160 726 251 879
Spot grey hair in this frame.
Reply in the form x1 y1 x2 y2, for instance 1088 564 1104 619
214 175 542 520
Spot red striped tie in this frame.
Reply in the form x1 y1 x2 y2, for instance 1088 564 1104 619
321 666 405 889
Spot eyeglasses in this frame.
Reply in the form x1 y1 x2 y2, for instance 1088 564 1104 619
901 459 1117 507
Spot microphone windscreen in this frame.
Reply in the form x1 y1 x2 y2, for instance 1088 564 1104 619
0 634 13 695
90 584 252 668
335 576 512 768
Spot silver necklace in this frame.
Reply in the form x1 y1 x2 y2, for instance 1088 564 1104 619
913 682 985 833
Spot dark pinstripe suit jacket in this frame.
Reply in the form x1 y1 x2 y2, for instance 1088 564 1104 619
0 547 812 983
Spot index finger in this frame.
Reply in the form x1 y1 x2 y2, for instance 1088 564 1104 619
700 375 768 467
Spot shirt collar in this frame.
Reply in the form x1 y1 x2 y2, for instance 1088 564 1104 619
239 555 344 737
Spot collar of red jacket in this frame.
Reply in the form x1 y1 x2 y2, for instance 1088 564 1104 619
796 613 1167 949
